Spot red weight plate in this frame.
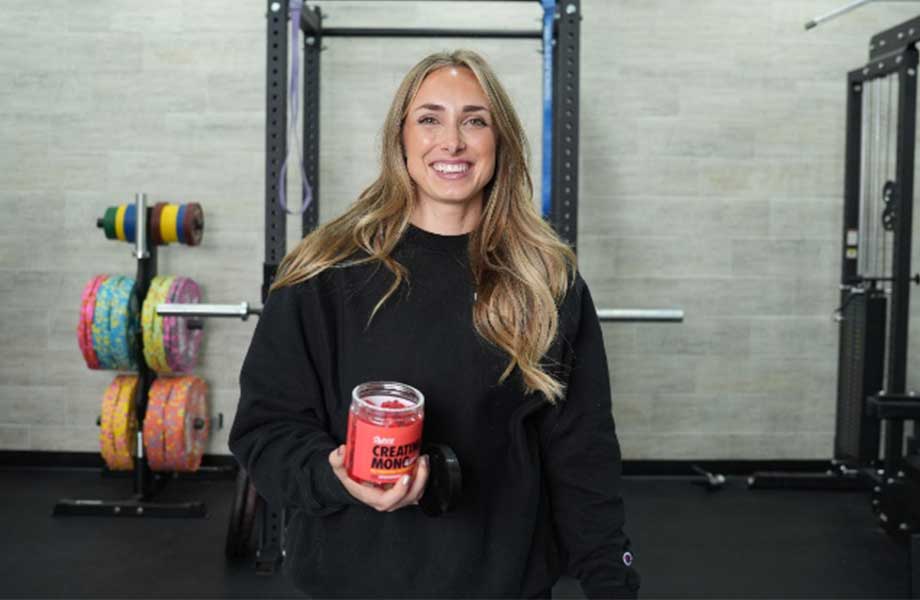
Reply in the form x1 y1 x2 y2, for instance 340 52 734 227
182 203 204 247
143 378 172 471
164 376 209 472
78 275 106 369
150 202 166 247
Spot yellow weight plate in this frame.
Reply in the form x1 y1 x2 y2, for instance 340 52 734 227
112 375 138 470
99 378 120 470
160 204 179 244
142 276 171 373
115 205 127 242
141 277 159 371
152 276 173 373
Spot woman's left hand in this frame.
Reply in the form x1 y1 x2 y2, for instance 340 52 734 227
328 445 429 512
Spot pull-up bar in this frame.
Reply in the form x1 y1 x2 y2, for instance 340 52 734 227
298 1 545 39
315 27 541 38
297 0 535 2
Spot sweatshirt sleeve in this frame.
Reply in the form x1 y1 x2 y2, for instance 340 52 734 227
228 281 360 516
541 276 641 599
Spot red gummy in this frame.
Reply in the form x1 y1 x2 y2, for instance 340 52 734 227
380 400 404 409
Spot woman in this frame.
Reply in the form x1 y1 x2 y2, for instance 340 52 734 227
229 49 640 599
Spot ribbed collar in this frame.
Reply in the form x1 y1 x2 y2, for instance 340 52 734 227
401 223 472 255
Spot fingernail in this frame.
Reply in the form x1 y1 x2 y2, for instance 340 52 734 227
421 455 429 468
337 446 343 456
402 475 411 486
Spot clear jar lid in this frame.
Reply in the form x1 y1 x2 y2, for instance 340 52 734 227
351 381 425 415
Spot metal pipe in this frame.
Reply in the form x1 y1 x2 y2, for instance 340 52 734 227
597 309 684 323
859 79 870 278
806 0 874 30
157 303 262 320
320 27 541 38
883 74 894 280
135 193 149 260
874 76 883 279
882 74 900 278
805 0 918 31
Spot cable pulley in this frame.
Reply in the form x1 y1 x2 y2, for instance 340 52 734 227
881 180 897 232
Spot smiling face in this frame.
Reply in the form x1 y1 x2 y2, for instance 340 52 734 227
401 66 497 217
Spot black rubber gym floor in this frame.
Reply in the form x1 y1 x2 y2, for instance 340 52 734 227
0 467 911 598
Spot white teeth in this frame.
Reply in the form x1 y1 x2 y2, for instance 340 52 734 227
433 162 470 173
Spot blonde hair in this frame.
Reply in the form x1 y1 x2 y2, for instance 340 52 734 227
272 49 577 403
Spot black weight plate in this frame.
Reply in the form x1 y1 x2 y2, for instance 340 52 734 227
419 443 462 517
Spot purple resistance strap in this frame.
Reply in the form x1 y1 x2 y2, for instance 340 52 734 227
277 0 314 216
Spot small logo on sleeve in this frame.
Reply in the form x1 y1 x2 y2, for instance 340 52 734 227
622 551 634 567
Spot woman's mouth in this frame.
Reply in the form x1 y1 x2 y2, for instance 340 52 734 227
430 161 473 180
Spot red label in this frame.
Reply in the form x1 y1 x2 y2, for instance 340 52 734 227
347 417 423 483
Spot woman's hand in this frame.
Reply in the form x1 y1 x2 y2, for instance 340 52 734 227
328 445 429 512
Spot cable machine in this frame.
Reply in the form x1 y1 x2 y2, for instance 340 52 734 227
752 11 920 594
853 20 920 595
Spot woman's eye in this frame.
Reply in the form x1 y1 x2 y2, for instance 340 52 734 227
466 117 488 127
419 116 437 125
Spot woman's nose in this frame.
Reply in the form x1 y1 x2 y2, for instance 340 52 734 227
440 124 465 154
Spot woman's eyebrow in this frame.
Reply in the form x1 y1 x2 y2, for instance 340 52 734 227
413 103 490 113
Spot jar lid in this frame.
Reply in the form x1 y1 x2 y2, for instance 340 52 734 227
352 381 425 414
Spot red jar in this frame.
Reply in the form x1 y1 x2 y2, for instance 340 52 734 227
345 381 424 487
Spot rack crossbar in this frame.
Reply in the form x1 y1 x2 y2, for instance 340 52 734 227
309 26 541 38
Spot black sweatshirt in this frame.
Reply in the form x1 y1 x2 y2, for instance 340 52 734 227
229 224 640 599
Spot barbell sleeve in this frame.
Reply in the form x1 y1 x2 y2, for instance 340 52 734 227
157 302 262 321
597 309 684 323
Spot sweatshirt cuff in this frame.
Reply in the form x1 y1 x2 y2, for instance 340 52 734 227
311 452 362 509
583 585 638 600
582 569 641 599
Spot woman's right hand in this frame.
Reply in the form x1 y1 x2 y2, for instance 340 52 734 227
328 445 429 512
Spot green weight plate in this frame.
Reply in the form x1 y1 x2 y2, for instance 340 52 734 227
103 207 117 240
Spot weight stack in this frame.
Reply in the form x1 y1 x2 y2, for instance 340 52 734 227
834 289 887 463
